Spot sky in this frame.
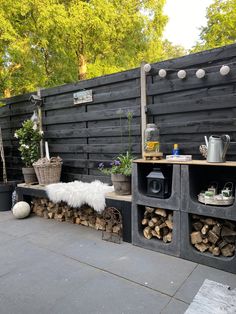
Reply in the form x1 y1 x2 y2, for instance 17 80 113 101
163 0 214 49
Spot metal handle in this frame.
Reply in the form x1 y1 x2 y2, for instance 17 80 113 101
221 134 230 160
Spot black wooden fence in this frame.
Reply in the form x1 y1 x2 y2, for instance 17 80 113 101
1 43 236 182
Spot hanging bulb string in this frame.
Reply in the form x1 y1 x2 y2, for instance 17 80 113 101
144 60 236 75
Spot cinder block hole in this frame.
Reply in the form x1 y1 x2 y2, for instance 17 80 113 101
137 163 173 198
188 165 236 205
189 213 236 259
138 205 174 244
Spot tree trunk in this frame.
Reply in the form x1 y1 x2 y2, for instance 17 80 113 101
78 54 87 80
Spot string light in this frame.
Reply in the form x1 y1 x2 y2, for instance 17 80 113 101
220 65 230 76
177 70 187 79
196 69 206 79
158 69 167 78
143 61 235 80
144 63 152 73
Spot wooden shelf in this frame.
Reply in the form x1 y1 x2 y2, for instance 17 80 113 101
133 159 236 167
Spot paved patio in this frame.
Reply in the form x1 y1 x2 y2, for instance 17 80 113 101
0 212 235 314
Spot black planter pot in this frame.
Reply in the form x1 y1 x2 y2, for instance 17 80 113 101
0 182 14 211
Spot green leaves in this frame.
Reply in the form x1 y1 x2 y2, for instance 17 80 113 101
0 0 185 97
14 119 43 167
193 0 236 52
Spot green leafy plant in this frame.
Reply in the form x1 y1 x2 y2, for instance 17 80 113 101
14 119 43 167
98 151 133 176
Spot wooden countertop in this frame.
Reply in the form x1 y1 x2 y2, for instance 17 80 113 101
133 159 236 167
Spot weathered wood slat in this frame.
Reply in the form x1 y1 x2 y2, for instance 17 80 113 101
41 69 140 97
49 143 140 154
45 125 140 139
45 106 140 125
149 93 236 115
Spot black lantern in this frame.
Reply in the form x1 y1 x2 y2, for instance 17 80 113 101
146 168 170 198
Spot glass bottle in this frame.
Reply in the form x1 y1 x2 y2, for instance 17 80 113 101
144 123 160 153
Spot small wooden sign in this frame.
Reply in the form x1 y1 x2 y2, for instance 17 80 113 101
73 90 93 105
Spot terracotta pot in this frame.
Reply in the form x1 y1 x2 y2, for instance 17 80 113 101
22 167 37 184
111 174 131 195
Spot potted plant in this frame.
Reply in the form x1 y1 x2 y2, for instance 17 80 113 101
98 151 133 195
14 119 43 184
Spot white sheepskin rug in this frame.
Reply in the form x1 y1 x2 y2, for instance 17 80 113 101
46 180 114 213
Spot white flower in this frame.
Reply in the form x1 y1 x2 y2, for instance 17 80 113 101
39 130 44 135
14 132 18 139
21 144 29 149
33 123 37 131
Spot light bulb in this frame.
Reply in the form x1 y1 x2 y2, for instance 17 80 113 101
177 70 187 79
144 63 152 73
220 65 230 76
158 69 167 78
196 69 206 79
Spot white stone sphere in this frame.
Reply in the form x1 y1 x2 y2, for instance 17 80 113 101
12 201 31 219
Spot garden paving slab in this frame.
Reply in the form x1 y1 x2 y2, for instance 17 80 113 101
160 298 189 314
1 212 236 313
174 264 236 304
28 219 197 296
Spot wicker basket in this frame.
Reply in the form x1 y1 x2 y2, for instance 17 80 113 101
33 157 62 185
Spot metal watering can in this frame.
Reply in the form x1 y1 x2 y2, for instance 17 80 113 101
200 135 230 163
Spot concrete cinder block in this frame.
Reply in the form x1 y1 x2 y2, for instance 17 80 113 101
180 211 236 274
132 204 181 257
132 163 181 210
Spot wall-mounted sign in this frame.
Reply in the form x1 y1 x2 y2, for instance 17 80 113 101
73 90 93 105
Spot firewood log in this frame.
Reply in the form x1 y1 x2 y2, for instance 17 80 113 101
145 206 154 213
75 217 81 224
143 227 152 239
193 221 203 231
212 224 221 236
221 244 235 257
167 213 173 222
151 217 158 224
190 231 203 244
113 224 122 234
208 230 219 245
163 232 172 243
142 218 149 225
155 208 167 217
212 247 220 256
165 220 173 230
148 220 155 228
201 224 210 235
194 243 210 252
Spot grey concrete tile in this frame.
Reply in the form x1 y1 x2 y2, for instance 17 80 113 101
53 233 131 269
175 264 236 304
161 298 189 314
0 237 63 277
49 271 170 314
0 231 16 246
0 211 13 222
0 247 170 314
102 245 197 296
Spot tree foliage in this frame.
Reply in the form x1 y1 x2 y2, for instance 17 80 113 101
0 0 185 97
193 0 236 52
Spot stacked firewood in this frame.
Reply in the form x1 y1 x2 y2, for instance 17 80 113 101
142 206 173 243
31 198 122 234
190 214 236 257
